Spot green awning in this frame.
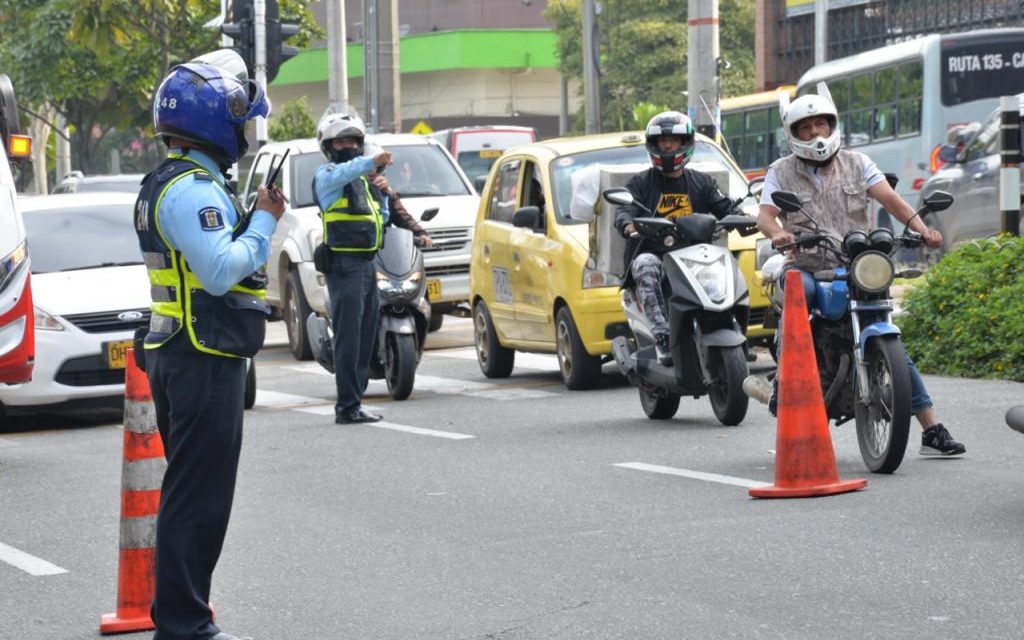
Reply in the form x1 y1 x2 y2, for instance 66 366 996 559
273 28 560 86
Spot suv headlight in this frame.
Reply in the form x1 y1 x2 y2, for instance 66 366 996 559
34 306 64 331
682 256 728 303
850 251 893 293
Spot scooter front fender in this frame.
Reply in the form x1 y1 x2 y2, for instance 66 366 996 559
697 328 746 349
380 313 417 336
857 322 901 356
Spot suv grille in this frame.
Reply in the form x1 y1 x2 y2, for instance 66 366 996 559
425 264 470 277
421 227 471 253
55 356 125 387
63 309 151 333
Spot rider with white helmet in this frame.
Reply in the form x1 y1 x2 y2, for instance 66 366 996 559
753 83 965 458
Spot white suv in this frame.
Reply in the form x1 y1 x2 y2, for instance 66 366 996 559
242 134 480 360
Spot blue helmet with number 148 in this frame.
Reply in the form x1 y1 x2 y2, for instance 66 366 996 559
153 49 270 168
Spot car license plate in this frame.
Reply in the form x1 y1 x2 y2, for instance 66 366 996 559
426 279 442 301
479 149 502 158
104 340 134 370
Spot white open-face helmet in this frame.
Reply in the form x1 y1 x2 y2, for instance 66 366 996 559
779 82 841 162
316 112 366 160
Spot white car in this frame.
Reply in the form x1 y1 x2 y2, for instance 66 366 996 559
0 192 257 425
242 134 480 360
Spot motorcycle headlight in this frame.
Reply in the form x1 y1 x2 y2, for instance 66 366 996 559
850 251 893 293
34 306 65 331
683 255 728 303
377 270 422 296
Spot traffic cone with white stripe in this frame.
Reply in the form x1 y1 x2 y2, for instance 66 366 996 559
100 348 165 634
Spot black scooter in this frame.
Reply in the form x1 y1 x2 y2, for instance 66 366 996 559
306 210 437 400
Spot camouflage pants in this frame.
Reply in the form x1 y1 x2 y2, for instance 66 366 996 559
631 252 669 338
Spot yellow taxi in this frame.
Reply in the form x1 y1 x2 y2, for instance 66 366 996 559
469 131 771 390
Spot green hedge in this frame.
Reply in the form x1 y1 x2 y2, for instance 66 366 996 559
901 236 1024 382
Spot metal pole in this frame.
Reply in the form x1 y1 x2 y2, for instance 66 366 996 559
581 0 600 134
327 0 349 113
254 0 268 147
363 0 380 132
999 95 1021 236
688 0 719 139
814 0 829 65
378 0 400 133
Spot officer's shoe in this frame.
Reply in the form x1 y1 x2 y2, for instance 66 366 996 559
212 633 253 640
336 408 383 424
654 334 672 366
920 423 966 457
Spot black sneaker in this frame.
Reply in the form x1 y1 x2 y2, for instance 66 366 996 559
920 423 966 457
655 334 672 365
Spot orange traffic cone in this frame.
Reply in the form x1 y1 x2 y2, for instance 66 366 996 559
100 348 165 634
749 270 866 499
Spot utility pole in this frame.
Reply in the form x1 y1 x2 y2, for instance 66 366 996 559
363 0 379 131
254 0 268 147
326 0 349 114
814 0 829 65
378 0 400 133
581 0 600 134
688 0 719 139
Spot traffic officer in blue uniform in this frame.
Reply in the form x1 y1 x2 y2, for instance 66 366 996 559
135 49 284 640
313 112 392 423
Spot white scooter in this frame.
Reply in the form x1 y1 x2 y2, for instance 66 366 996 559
602 188 759 425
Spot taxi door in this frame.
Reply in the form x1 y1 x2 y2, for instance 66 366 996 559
474 158 522 340
509 161 557 344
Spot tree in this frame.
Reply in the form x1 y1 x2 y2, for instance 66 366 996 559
543 0 757 134
0 0 321 176
268 96 317 142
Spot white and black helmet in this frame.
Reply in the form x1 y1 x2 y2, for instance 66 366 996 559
316 112 366 161
645 111 695 173
779 82 841 162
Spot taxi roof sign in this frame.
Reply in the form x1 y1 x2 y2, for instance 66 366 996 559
410 120 433 135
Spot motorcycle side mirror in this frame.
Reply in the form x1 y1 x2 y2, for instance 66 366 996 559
936 144 961 164
473 175 487 193
897 268 923 279
747 177 765 199
420 207 439 222
923 190 954 212
884 172 899 190
771 190 803 213
602 187 634 206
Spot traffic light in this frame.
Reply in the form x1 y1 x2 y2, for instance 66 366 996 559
265 0 300 84
222 0 255 75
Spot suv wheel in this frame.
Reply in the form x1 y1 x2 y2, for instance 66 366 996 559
284 269 313 361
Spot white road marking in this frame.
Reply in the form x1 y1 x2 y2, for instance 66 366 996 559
0 541 68 576
294 403 383 416
614 462 771 489
255 389 331 407
360 421 474 440
431 347 563 372
0 437 17 447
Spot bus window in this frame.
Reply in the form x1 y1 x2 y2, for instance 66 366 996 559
898 62 922 136
848 73 873 146
874 67 897 141
719 86 794 178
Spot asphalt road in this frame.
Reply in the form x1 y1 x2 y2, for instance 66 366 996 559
1 319 1023 639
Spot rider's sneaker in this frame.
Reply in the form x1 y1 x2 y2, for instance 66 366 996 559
655 334 672 365
742 375 773 405
920 423 966 457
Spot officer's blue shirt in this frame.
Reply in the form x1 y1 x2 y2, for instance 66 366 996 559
158 148 277 296
314 156 390 223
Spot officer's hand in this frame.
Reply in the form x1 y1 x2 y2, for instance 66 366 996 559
371 174 390 191
771 230 797 250
373 150 393 167
419 234 434 248
623 223 638 238
257 184 286 220
921 227 943 248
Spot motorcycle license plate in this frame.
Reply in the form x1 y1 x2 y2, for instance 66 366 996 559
426 279 442 301
103 340 134 369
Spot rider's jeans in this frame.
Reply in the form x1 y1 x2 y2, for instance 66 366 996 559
778 268 934 414
631 253 670 338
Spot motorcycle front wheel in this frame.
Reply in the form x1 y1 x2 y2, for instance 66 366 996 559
385 333 417 401
707 345 749 426
854 336 912 474
639 382 680 420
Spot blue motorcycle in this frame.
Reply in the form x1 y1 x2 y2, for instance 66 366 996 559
765 189 953 473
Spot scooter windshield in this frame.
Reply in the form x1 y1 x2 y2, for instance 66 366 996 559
375 226 419 279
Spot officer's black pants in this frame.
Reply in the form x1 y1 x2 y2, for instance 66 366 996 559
148 337 246 640
326 253 380 416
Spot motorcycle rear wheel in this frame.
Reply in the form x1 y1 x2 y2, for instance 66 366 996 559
385 333 417 401
639 382 680 420
707 345 749 426
854 336 912 474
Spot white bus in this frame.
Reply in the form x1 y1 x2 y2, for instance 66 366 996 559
796 27 1024 230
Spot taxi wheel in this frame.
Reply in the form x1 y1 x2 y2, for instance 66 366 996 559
555 306 602 390
284 269 313 361
474 300 514 378
428 311 444 333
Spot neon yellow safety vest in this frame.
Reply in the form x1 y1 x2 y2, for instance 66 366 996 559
321 175 384 253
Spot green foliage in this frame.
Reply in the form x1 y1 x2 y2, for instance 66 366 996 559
901 236 1024 382
630 102 669 130
543 0 756 134
268 96 316 142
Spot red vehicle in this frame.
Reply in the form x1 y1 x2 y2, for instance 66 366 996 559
0 74 34 385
